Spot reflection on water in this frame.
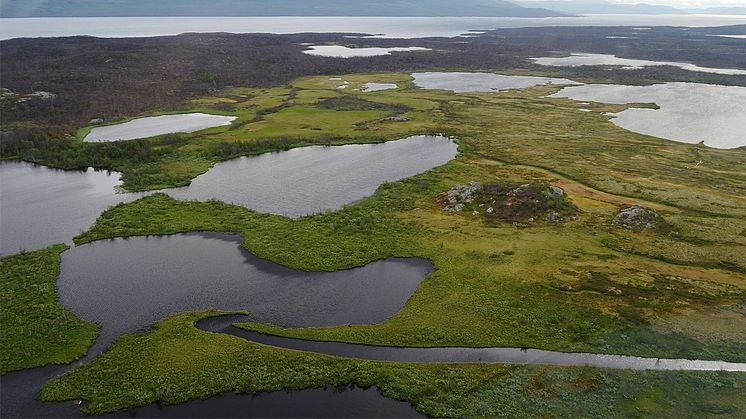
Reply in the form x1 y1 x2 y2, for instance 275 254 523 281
108 385 423 418
166 135 458 217
412 72 578 92
3 15 746 40
200 316 746 372
58 232 433 355
0 161 143 255
362 83 399 91
552 82 746 148
531 53 746 76
84 113 236 142
302 45 429 57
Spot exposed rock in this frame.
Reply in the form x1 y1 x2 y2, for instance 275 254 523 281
437 181 576 224
31 91 56 100
614 205 661 230
89 118 105 125
381 115 411 122
549 185 565 197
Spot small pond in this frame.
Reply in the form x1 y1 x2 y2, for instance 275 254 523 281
84 113 236 142
165 135 458 217
362 83 398 92
302 45 429 57
530 53 746 76
0 161 143 255
58 232 433 354
411 72 578 93
551 82 746 149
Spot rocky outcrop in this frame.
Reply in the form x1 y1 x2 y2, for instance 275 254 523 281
614 205 660 229
437 181 577 224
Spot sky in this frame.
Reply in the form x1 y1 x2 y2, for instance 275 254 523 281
520 0 746 8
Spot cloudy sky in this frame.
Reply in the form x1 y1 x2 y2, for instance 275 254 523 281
521 0 746 8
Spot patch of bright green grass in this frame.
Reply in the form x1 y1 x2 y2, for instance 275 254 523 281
0 245 98 374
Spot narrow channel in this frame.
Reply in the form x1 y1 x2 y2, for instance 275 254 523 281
197 315 746 372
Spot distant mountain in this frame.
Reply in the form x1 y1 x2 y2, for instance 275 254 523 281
0 0 570 18
518 0 686 15
685 6 746 15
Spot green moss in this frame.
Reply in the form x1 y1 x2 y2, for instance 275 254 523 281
0 245 98 374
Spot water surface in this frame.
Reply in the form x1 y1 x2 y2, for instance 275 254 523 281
302 45 429 57
362 83 399 92
412 72 578 93
531 53 746 76
109 386 423 418
552 82 746 148
165 135 458 216
0 161 142 255
58 232 433 354
84 113 236 142
3 15 746 40
200 316 746 372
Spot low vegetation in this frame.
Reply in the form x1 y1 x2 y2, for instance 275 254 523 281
0 245 98 374
4 71 745 415
41 311 746 417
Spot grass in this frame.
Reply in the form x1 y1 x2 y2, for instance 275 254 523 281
0 245 98 374
6 72 745 415
66 75 744 362
41 311 746 417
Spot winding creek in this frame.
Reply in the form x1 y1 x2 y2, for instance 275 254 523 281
198 315 746 372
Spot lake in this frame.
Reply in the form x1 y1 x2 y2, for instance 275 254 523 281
0 162 142 255
165 135 458 217
302 45 429 57
412 72 578 92
84 113 237 142
551 82 746 149
0 135 456 254
362 83 399 92
57 232 433 355
2 15 746 40
530 53 746 76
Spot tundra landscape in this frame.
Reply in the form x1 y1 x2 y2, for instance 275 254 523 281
1 1 745 417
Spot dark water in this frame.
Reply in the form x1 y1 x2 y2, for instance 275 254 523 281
109 386 423 418
2 232 432 418
165 135 458 217
58 232 433 357
0 162 142 255
198 315 746 372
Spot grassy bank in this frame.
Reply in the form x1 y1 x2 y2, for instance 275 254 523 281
0 245 98 374
41 311 746 417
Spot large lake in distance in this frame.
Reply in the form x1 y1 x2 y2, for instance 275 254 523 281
2 15 745 39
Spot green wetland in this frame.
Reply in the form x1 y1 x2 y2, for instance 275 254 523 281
1 24 746 417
